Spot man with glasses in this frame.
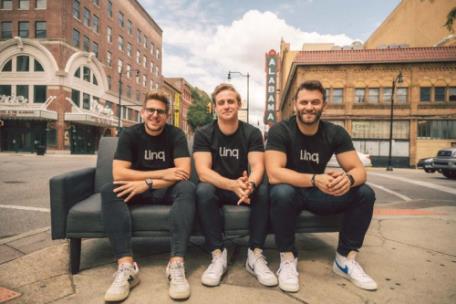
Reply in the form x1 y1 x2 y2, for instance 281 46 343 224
193 83 277 287
265 80 377 292
101 92 195 301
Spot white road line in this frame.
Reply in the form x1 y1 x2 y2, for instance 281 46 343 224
0 226 50 245
0 204 50 213
370 172 456 196
367 182 412 201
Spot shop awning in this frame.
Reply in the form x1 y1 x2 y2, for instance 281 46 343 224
0 107 57 120
64 112 118 127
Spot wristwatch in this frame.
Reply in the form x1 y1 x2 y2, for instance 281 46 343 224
346 173 355 187
145 178 153 190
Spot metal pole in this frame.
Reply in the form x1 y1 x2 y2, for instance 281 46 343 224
117 72 122 134
387 79 395 171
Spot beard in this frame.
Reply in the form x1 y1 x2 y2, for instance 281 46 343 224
296 109 323 125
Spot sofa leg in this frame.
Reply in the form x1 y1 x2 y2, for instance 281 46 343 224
69 238 81 274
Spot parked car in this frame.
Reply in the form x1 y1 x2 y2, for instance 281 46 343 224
417 157 435 173
432 147 456 179
327 151 372 168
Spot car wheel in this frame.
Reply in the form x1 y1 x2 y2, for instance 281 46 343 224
441 170 456 179
424 169 435 173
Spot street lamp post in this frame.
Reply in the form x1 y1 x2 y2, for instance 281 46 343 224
117 69 139 136
386 71 403 171
227 71 250 124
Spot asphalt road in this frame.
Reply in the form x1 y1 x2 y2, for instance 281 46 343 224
0 153 455 239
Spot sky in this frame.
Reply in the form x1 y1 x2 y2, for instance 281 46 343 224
140 0 401 129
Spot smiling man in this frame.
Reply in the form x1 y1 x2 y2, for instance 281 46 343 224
193 83 277 288
101 92 195 301
265 80 377 292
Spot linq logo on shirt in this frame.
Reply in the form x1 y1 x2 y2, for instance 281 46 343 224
300 149 319 164
144 150 166 161
219 147 239 159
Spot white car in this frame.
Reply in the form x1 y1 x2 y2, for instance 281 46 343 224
327 151 372 168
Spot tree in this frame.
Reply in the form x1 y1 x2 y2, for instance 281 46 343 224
186 86 213 131
444 7 456 32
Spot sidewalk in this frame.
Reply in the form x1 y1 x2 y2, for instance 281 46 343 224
1 206 456 304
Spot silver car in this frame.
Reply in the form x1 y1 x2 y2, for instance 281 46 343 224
433 147 456 179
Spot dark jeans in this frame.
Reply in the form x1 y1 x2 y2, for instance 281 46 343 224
196 182 269 252
101 180 196 259
270 184 375 256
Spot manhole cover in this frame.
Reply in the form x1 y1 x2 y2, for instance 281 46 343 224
3 181 25 184
0 287 21 303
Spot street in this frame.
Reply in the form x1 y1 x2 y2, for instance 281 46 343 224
0 153 454 239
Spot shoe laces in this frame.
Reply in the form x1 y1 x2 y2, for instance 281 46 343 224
206 254 224 274
252 254 273 274
347 259 370 280
169 263 186 284
112 265 134 287
278 259 298 279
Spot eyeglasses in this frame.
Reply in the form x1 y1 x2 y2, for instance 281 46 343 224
144 107 167 115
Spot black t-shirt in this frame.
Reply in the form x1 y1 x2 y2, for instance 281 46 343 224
114 123 189 171
266 116 354 174
193 120 264 179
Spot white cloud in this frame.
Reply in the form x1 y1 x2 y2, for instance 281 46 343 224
155 9 356 128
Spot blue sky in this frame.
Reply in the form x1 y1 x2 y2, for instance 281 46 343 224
140 0 401 127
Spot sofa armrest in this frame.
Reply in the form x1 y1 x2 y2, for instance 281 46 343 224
49 167 96 239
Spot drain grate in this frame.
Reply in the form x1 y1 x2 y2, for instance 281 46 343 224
0 287 21 303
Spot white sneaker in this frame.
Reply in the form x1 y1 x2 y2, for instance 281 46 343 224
201 248 227 286
333 252 378 290
277 253 299 292
245 248 278 286
166 261 191 300
104 262 140 302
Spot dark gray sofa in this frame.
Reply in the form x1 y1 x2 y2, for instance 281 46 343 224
50 137 342 274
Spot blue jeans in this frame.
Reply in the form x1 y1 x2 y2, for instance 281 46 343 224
269 184 375 256
196 182 270 252
101 180 196 259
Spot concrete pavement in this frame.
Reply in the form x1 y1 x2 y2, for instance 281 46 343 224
1 206 456 304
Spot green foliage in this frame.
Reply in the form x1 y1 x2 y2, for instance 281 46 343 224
444 7 456 32
187 86 213 131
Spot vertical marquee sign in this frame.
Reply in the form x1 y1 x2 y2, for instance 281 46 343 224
264 49 278 124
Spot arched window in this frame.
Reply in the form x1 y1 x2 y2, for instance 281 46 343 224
0 55 44 72
73 65 99 86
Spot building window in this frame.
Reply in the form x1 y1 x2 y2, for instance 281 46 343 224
18 21 29 38
107 26 112 43
127 43 132 57
136 90 140 102
136 29 142 44
34 59 44 71
420 87 431 102
106 51 112 66
435 87 445 102
382 87 392 103
34 85 47 103
17 85 29 100
367 88 379 104
92 41 98 58
155 49 160 60
150 62 153 73
354 88 365 103
143 56 147 68
418 120 456 139
117 59 123 73
92 15 99 33
0 85 12 95
449 87 456 102
127 20 132 35
93 75 98 85
396 87 408 104
332 88 343 104
143 35 147 48
143 75 146 87
118 35 124 51
72 28 80 47
36 0 46 9
83 66 90 82
19 0 29 9
150 42 154 55
136 73 140 84
126 85 131 98
72 0 80 19
35 21 46 38
136 50 140 64
16 55 29 71
1 21 12 39
83 7 90 27
107 0 112 17
126 64 131 78
71 89 80 106
82 93 90 110
2 59 12 71
118 11 124 27
74 67 80 78
0 0 12 10
92 0 99 6
83 35 90 52
107 76 112 90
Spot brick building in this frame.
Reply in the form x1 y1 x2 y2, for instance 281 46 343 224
0 0 163 153
165 77 193 136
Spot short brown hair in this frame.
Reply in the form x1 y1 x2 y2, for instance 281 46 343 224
294 80 326 102
211 83 241 104
143 91 170 112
